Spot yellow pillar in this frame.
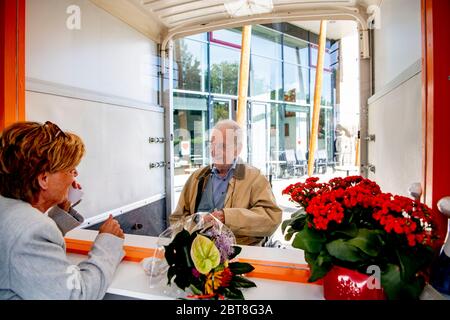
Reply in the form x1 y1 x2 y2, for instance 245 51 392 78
237 25 252 138
307 20 327 176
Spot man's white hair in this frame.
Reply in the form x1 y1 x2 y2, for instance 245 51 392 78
213 120 243 146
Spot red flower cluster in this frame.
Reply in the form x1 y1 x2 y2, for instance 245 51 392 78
372 194 434 247
284 176 436 247
282 177 329 208
306 192 345 230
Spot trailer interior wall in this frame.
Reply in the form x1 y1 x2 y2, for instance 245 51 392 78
25 0 165 222
367 0 423 197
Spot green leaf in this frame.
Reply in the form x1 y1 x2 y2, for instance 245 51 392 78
281 219 293 234
304 251 319 266
164 244 176 266
284 227 297 242
326 239 365 262
316 250 333 267
228 246 242 260
282 212 306 234
223 288 245 300
291 208 306 218
396 247 434 280
346 229 382 257
231 275 257 288
228 262 255 275
331 223 358 238
167 267 176 285
306 250 332 282
190 235 221 275
164 229 194 268
381 264 424 300
172 229 192 246
308 260 332 282
189 285 203 295
173 268 193 290
292 227 326 253
290 215 307 231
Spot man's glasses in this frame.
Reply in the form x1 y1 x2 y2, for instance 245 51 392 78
43 121 68 139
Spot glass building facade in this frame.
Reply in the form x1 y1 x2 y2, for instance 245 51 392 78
173 23 339 179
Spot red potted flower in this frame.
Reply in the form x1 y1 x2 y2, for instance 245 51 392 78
282 176 440 300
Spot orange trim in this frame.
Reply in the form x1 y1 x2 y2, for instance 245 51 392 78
65 238 159 263
17 0 25 121
65 238 320 285
421 0 428 205
238 258 321 285
0 0 25 130
421 0 450 244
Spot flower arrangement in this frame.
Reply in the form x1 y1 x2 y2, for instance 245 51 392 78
162 217 256 300
282 176 440 300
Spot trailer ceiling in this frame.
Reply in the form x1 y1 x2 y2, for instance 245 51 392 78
90 0 382 45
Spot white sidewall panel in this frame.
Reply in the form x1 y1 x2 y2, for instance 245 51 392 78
26 91 165 218
368 73 422 196
26 0 158 104
25 0 165 219
374 0 422 92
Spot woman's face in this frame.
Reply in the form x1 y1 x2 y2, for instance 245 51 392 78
46 168 78 205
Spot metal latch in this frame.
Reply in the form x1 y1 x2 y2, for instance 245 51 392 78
149 162 167 170
149 137 166 144
362 164 376 174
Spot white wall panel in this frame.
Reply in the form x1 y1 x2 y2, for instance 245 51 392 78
25 0 165 219
26 91 165 218
368 72 422 197
374 0 422 92
26 0 159 105
369 0 423 196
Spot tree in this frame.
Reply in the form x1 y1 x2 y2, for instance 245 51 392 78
174 40 202 91
210 62 239 95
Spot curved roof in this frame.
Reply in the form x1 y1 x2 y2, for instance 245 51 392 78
90 0 382 46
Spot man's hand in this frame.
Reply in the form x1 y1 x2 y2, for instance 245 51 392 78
203 210 225 224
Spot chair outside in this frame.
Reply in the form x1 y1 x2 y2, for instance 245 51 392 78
285 149 304 177
295 150 308 176
315 150 328 174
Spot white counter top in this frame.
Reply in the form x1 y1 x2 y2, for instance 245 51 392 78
65 229 323 300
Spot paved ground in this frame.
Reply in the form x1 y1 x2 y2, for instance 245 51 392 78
173 167 353 248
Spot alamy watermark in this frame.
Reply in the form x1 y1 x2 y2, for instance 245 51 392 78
366 265 382 290
66 5 81 30
66 265 82 290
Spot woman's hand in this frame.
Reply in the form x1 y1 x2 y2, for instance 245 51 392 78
58 181 82 212
99 215 125 239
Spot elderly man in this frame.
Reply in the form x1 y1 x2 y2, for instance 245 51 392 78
170 120 282 246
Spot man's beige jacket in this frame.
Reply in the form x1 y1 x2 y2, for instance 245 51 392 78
170 161 282 246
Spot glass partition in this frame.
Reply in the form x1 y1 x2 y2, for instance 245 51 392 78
318 107 335 161
251 25 282 59
283 64 310 104
283 34 309 66
250 55 282 101
173 39 208 92
210 45 240 96
211 99 232 126
173 93 208 179
310 69 334 107
249 102 270 175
